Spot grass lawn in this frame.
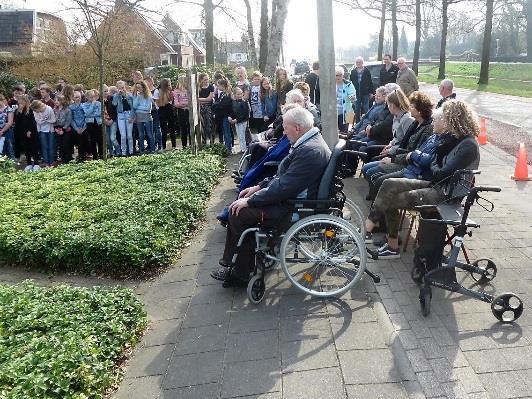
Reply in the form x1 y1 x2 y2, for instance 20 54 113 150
418 62 532 98
0 281 147 399
0 148 225 276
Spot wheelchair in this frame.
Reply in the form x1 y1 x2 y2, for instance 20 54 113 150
228 139 378 304
412 170 524 323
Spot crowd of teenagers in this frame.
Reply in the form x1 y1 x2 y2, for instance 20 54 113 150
0 65 299 169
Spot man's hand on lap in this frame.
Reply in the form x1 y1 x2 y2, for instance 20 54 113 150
239 185 261 199
230 198 250 216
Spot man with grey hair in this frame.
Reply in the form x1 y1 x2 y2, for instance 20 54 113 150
396 57 419 96
436 79 456 108
350 56 374 123
212 107 331 287
347 86 387 137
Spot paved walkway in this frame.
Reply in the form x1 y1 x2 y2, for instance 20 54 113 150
113 142 532 399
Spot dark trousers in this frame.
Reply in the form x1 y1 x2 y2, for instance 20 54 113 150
222 207 289 280
77 129 90 160
55 129 74 164
87 122 104 160
24 132 40 165
14 128 25 159
177 108 191 148
159 104 176 148
248 142 271 168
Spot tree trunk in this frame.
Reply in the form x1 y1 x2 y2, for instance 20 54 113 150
259 0 269 72
243 0 258 68
391 0 398 59
205 0 214 65
265 0 290 76
377 0 386 61
99 53 107 160
527 0 532 62
438 0 449 80
412 0 421 74
478 0 494 85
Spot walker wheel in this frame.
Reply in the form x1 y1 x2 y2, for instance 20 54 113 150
419 285 432 317
471 258 497 283
491 293 523 323
247 275 266 304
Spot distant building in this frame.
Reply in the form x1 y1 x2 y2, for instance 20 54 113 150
188 28 225 64
0 8 68 56
224 40 250 65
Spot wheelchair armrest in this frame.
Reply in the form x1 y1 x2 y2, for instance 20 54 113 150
395 148 409 155
263 161 281 167
343 150 367 157
286 199 336 208
365 145 386 151
348 140 367 146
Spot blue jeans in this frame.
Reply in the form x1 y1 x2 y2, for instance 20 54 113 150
0 128 15 159
354 95 370 123
152 109 162 150
106 121 121 155
362 161 383 180
222 117 232 151
117 112 134 155
136 120 155 153
39 131 55 165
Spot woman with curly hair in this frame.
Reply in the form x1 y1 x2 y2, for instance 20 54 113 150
362 99 480 259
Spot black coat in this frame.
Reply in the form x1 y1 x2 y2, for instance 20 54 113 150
305 72 320 105
368 104 393 144
104 96 117 121
379 64 399 86
350 67 374 96
14 109 38 136
231 99 250 123
212 93 233 118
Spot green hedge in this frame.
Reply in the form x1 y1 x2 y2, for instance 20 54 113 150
0 150 224 276
0 281 147 399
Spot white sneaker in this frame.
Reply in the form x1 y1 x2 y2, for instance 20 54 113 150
32 165 41 171
24 165 33 172
377 243 401 259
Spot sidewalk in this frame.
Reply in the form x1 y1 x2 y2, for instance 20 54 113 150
114 144 532 399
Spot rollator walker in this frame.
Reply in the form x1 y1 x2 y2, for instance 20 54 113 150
413 170 524 323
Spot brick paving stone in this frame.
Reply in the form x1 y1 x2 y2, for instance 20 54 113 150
279 313 332 342
233 393 281 399
346 383 409 398
381 297 403 314
163 350 225 389
332 321 389 350
397 329 421 350
406 349 432 373
279 295 328 318
394 290 414 306
403 381 428 399
439 346 470 368
282 367 346 399
141 319 182 348
389 312 411 331
182 301 232 328
416 371 445 398
189 283 234 305
441 381 469 399
409 320 433 339
339 349 403 384
452 367 486 394
376 284 394 299
226 330 279 363
221 358 281 398
326 299 377 324
464 349 513 373
429 358 457 382
418 338 444 360
479 371 532 399
174 324 228 355
144 297 190 321
160 382 219 399
124 345 174 378
158 264 199 284
429 327 457 346
229 308 279 333
281 338 339 373
115 376 163 399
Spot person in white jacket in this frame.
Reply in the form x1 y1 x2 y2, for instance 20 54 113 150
30 100 56 166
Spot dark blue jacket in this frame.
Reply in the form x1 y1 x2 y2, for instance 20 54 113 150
403 133 442 180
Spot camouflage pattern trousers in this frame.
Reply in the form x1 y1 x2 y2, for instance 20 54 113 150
368 178 444 238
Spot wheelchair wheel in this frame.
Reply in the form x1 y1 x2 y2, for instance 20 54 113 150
419 285 432 317
491 292 523 323
470 258 497 284
343 198 365 235
279 214 366 297
247 275 266 304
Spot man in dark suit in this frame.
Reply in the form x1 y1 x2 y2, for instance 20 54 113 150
379 54 399 86
211 106 331 287
350 57 374 123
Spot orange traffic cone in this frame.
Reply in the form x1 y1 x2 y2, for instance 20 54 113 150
477 117 488 145
511 143 532 181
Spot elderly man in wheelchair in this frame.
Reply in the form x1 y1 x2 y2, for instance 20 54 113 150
211 106 374 303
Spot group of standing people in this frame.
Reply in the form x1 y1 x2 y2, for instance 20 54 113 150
196 66 293 153
0 71 193 169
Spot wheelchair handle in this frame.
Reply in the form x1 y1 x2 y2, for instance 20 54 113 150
454 169 481 177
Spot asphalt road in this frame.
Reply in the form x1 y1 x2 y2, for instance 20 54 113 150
420 83 532 132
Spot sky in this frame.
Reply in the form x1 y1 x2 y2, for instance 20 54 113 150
12 0 412 62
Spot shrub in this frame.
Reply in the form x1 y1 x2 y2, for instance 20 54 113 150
0 150 224 276
0 72 36 97
0 281 147 399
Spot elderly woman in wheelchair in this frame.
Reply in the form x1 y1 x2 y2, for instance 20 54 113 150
211 106 375 303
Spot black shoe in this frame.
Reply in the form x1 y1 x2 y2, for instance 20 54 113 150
210 267 231 281
219 259 231 268
365 194 374 201
222 275 249 288
364 232 373 244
